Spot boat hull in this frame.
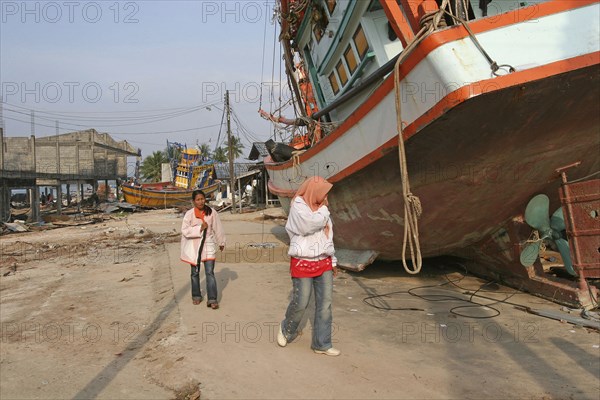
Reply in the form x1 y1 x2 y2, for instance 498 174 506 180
121 182 220 209
268 63 600 260
267 1 600 306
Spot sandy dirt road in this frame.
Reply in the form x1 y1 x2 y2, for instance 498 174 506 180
1 208 598 399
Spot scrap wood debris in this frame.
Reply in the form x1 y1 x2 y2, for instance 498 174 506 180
0 226 180 274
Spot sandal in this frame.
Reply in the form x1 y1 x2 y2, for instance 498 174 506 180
193 297 203 305
208 302 219 310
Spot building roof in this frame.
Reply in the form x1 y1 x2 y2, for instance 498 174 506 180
35 129 139 156
214 162 262 180
248 142 270 161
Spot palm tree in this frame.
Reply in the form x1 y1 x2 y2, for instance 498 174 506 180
198 143 211 159
212 147 227 162
140 151 168 182
226 136 245 160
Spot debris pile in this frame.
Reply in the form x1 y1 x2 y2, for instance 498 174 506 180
0 225 180 274
1 202 139 236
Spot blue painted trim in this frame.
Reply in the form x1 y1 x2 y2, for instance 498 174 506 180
295 4 313 41
316 1 359 74
334 51 375 99
303 47 327 108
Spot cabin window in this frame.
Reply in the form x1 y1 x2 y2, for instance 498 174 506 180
336 60 348 86
326 0 336 14
326 24 371 97
328 72 340 95
353 25 369 59
344 45 358 74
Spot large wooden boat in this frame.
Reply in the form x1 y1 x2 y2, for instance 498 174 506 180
122 147 220 208
121 180 220 209
262 0 600 306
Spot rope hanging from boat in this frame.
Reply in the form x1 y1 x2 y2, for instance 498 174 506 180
276 0 518 274
392 0 452 274
393 0 514 274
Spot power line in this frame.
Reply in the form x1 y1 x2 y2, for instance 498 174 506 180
3 115 223 135
3 100 223 116
3 106 214 128
231 109 263 143
214 106 226 152
4 105 205 122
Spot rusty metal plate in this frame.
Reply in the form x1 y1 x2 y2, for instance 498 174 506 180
559 178 600 278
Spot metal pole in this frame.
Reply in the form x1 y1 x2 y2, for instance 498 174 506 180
30 110 35 136
0 97 5 133
77 182 82 212
56 184 62 215
0 127 4 172
238 177 242 213
226 90 236 213
0 127 7 221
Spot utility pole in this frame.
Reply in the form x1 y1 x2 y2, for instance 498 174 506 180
0 97 5 133
226 90 236 213
30 110 35 136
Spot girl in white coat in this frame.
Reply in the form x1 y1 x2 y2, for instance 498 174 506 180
277 176 340 356
181 190 226 309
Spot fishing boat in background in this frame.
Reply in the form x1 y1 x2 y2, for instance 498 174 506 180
259 0 600 307
121 144 220 208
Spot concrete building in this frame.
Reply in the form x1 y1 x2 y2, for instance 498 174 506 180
1 128 139 222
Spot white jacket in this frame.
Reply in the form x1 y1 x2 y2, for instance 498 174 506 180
180 207 226 265
286 197 337 266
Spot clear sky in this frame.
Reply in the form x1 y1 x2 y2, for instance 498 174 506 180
0 0 288 161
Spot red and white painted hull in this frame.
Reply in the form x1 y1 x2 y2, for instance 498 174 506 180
267 1 600 261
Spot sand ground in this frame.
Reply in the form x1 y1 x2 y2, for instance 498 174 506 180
1 208 598 399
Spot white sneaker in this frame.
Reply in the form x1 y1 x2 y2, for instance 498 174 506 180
313 347 341 356
277 324 287 347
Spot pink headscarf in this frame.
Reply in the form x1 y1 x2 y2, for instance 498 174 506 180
294 176 333 211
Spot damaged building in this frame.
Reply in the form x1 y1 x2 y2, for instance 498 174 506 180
0 128 139 222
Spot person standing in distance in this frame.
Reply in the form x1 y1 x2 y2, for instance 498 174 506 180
181 190 226 309
277 176 340 356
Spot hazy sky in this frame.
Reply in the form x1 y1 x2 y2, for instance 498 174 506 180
0 0 287 160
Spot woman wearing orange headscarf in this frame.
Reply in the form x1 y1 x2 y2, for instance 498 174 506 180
277 176 340 356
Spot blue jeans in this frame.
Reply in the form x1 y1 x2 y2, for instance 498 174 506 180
191 260 217 303
281 270 333 351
